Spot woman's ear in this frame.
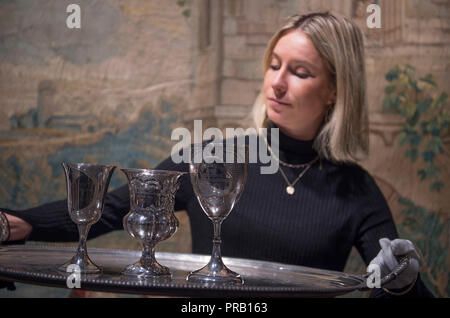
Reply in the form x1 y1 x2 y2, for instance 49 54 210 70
327 88 336 107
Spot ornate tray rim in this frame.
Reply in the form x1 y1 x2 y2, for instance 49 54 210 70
0 245 371 297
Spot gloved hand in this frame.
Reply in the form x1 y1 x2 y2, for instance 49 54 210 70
369 238 420 290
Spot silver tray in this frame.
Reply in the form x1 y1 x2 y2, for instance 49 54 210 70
0 245 408 297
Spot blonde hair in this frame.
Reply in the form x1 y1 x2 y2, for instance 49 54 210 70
253 12 369 164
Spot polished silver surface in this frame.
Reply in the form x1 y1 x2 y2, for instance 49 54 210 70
121 169 185 278
59 163 116 274
187 142 248 285
0 245 368 297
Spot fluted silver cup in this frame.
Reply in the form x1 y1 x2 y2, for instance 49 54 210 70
121 168 185 278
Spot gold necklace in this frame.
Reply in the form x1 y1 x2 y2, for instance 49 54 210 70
278 159 318 195
265 136 319 195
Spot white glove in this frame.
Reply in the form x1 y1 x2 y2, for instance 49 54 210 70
369 238 420 290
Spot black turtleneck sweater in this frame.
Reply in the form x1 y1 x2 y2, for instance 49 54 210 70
5 127 433 297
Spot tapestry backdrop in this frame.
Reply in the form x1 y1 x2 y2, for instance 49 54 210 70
0 0 448 298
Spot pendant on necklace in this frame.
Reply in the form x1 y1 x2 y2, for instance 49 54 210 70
286 185 295 195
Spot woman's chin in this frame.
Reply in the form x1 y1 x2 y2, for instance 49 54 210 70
267 109 286 127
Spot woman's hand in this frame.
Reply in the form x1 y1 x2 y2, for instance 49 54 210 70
0 212 32 242
369 238 420 291
0 212 32 291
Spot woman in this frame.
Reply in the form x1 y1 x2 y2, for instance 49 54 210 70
0 12 432 297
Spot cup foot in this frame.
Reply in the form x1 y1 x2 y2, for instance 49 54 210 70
58 257 101 275
123 262 171 278
186 265 243 285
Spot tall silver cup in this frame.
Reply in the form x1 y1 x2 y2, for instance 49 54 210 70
58 163 116 274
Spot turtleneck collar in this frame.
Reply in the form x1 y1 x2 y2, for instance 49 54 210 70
267 121 318 165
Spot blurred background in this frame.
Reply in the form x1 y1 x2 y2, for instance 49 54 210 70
0 0 448 297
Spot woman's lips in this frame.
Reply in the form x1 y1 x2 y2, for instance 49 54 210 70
267 98 291 109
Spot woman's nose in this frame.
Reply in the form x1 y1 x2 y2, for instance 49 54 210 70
272 71 287 98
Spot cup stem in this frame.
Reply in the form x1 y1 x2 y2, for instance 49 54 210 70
76 223 90 257
73 223 100 273
211 219 223 263
123 242 171 277
58 223 101 274
141 242 156 266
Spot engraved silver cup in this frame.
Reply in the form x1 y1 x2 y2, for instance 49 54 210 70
121 168 185 278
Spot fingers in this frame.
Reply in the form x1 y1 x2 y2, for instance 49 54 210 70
391 238 421 261
379 238 391 251
379 238 421 262
391 238 413 253
378 238 398 270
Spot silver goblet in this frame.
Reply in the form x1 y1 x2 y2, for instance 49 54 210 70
122 168 185 278
58 163 116 274
187 141 248 285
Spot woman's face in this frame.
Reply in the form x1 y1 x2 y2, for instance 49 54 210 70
264 29 336 140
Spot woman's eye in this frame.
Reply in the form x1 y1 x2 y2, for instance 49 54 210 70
270 65 280 70
295 73 310 79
